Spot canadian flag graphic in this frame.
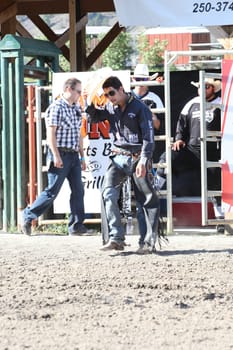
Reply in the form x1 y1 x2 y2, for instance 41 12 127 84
222 60 233 212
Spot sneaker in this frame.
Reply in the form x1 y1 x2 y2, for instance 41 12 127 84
100 240 125 251
21 221 32 236
136 243 156 254
136 244 151 254
69 224 87 235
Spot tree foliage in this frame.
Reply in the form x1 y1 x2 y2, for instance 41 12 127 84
101 32 134 70
136 35 168 71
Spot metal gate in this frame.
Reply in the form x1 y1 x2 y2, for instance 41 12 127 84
28 50 233 233
164 48 233 233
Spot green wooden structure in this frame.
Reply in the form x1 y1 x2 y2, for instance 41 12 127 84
0 35 60 231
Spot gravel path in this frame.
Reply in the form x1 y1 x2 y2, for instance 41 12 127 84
1 232 233 350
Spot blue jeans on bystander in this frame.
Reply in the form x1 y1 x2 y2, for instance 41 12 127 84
22 150 85 234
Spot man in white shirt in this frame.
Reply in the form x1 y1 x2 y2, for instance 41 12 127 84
132 63 164 131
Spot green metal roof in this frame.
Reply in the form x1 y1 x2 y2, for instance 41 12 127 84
0 34 61 58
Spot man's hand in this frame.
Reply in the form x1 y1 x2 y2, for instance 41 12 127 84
172 139 185 151
136 163 146 178
53 154 63 168
81 159 86 171
47 126 63 168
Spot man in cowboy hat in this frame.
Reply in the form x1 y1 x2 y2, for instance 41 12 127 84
132 63 164 131
190 78 221 94
155 77 222 204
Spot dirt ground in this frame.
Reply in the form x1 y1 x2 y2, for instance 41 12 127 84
1 229 233 350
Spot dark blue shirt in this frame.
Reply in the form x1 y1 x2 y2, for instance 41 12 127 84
86 93 154 159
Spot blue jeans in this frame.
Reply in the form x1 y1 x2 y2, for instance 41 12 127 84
23 150 85 233
101 154 160 246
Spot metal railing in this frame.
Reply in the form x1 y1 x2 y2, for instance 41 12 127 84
164 48 233 233
32 50 233 233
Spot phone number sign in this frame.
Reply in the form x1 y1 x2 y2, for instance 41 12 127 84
193 1 233 13
113 0 233 27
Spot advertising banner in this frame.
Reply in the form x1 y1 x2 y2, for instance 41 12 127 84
52 69 130 214
113 0 233 27
221 59 233 213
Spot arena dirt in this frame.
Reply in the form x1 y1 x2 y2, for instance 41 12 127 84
1 231 233 350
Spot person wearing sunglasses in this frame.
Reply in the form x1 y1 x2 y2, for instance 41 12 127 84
155 78 222 212
86 75 160 252
21 77 88 236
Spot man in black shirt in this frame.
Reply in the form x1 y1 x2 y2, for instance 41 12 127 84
156 78 222 198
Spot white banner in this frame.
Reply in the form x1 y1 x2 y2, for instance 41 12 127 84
113 0 233 27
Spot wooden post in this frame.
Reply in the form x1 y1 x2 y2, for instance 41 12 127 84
69 0 77 71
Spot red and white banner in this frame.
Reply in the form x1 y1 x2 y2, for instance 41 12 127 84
221 60 233 213
113 0 233 27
